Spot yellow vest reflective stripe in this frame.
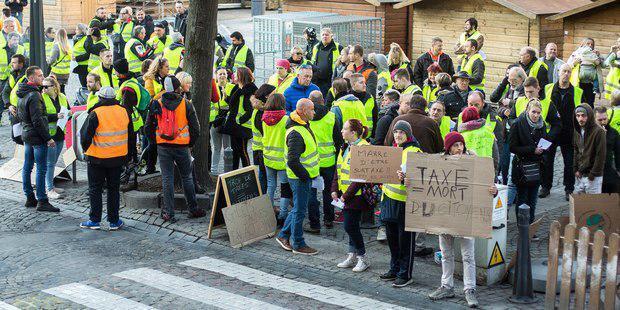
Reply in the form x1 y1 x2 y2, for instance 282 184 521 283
113 21 135 43
528 60 548 81
43 93 69 136
309 111 337 168
90 65 119 89
399 62 410 70
131 108 143 131
378 71 393 90
147 35 172 57
211 83 233 123
267 73 296 94
50 46 72 75
88 38 110 71
251 110 263 151
163 45 183 73
124 38 144 73
0 48 9 80
422 84 438 103
333 98 368 127
362 96 375 130
9 75 27 107
235 95 252 129
403 84 422 95
382 145 422 202
73 36 88 66
607 107 620 134
263 115 288 170
220 44 249 70
85 105 130 159
311 42 341 71
45 41 54 58
116 78 142 103
439 116 451 139
336 139 370 194
461 127 495 158
460 53 485 92
605 60 619 100
285 125 320 179
86 92 99 110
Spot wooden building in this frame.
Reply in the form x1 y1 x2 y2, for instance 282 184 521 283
21 0 116 34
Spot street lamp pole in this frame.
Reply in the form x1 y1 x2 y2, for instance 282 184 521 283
29 0 47 73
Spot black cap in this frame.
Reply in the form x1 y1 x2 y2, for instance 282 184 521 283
113 58 129 75
453 71 471 81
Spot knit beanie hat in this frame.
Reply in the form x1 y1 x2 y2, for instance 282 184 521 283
575 106 587 115
275 59 290 71
444 131 465 153
393 120 414 140
255 84 276 103
113 58 129 75
461 106 480 123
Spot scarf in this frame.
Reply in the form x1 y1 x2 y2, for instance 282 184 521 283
428 50 443 62
526 113 544 129
262 110 286 126
290 111 306 125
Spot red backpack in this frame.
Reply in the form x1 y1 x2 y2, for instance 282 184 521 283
157 102 177 141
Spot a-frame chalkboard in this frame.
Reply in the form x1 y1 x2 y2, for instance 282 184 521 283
207 165 263 238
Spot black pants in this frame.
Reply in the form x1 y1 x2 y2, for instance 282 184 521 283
231 136 250 170
516 184 539 224
541 143 575 192
385 220 416 280
88 163 122 223
343 209 365 256
74 65 88 88
145 136 158 172
315 78 331 97
308 165 336 227
579 82 595 107
253 150 267 193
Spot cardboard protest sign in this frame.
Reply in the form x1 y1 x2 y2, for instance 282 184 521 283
349 145 402 184
405 153 495 239
569 193 619 237
222 195 277 248
0 144 72 182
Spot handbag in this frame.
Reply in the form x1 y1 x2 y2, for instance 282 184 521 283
516 157 540 186
361 183 382 208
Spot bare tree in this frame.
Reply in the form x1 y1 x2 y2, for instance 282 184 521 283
185 0 218 188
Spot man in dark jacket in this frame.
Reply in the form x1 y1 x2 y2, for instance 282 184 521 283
540 64 584 200
220 31 254 72
373 89 400 145
574 104 606 194
173 0 188 37
79 87 136 230
519 46 549 97
16 66 58 212
311 28 343 96
594 106 620 193
135 9 154 39
277 98 320 255
347 45 378 98
438 71 472 120
303 27 318 61
4 0 27 24
144 75 204 223
89 6 115 37
384 94 443 153
413 37 455 88
283 65 320 113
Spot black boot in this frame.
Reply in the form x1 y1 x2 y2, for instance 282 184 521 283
538 187 550 198
36 200 60 212
25 194 37 208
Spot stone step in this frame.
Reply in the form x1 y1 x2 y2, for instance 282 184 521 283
122 191 212 211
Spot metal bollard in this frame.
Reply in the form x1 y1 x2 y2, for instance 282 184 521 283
223 147 234 173
508 204 539 304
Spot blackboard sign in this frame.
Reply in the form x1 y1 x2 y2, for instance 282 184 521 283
208 165 263 238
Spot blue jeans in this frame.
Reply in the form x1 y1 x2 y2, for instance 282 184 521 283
265 167 290 220
23 143 48 201
278 178 311 249
308 165 336 227
158 146 197 217
344 209 365 256
499 139 511 185
46 141 64 191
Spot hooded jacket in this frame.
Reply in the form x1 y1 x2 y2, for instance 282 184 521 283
283 77 320 113
144 92 200 148
372 102 399 146
573 104 606 178
17 82 51 145
371 53 390 99
81 97 137 167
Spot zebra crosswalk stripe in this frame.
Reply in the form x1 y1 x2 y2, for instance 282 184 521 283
43 283 157 310
0 301 20 310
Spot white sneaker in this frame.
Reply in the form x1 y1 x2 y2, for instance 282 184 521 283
53 188 65 193
376 226 387 241
337 253 357 268
352 256 369 272
47 189 62 199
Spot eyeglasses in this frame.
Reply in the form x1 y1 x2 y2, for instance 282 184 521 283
295 52 303 55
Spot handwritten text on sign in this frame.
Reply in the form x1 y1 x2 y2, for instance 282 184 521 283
405 153 494 239
349 145 402 184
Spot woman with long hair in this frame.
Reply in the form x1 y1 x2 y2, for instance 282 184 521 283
143 56 169 98
387 43 414 80
250 84 277 192
226 66 257 169
41 76 70 199
210 67 234 175
48 28 72 92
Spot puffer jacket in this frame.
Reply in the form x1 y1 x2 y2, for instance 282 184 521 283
283 77 320 113
17 82 51 145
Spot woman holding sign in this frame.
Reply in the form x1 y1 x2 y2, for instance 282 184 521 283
428 131 497 307
331 119 372 272
378 120 422 287
510 99 547 226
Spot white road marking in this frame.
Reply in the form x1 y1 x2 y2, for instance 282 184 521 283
114 268 287 310
180 256 409 310
43 283 156 310
0 301 20 310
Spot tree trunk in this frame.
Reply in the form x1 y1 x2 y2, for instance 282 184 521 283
186 1 218 189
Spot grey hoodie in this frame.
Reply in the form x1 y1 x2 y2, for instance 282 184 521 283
369 53 389 100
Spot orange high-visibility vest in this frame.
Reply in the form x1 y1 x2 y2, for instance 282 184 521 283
85 105 130 159
155 98 191 145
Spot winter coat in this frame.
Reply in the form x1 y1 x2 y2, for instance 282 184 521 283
602 125 620 189
5 0 27 13
412 51 455 87
283 77 320 113
135 15 155 39
520 59 549 96
384 108 444 153
330 141 370 211
509 113 547 184
313 40 343 83
285 115 315 181
226 83 257 139
549 83 580 146
17 82 51 145
372 102 399 145
573 104 607 179
174 10 188 37
437 86 470 119
348 60 378 98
